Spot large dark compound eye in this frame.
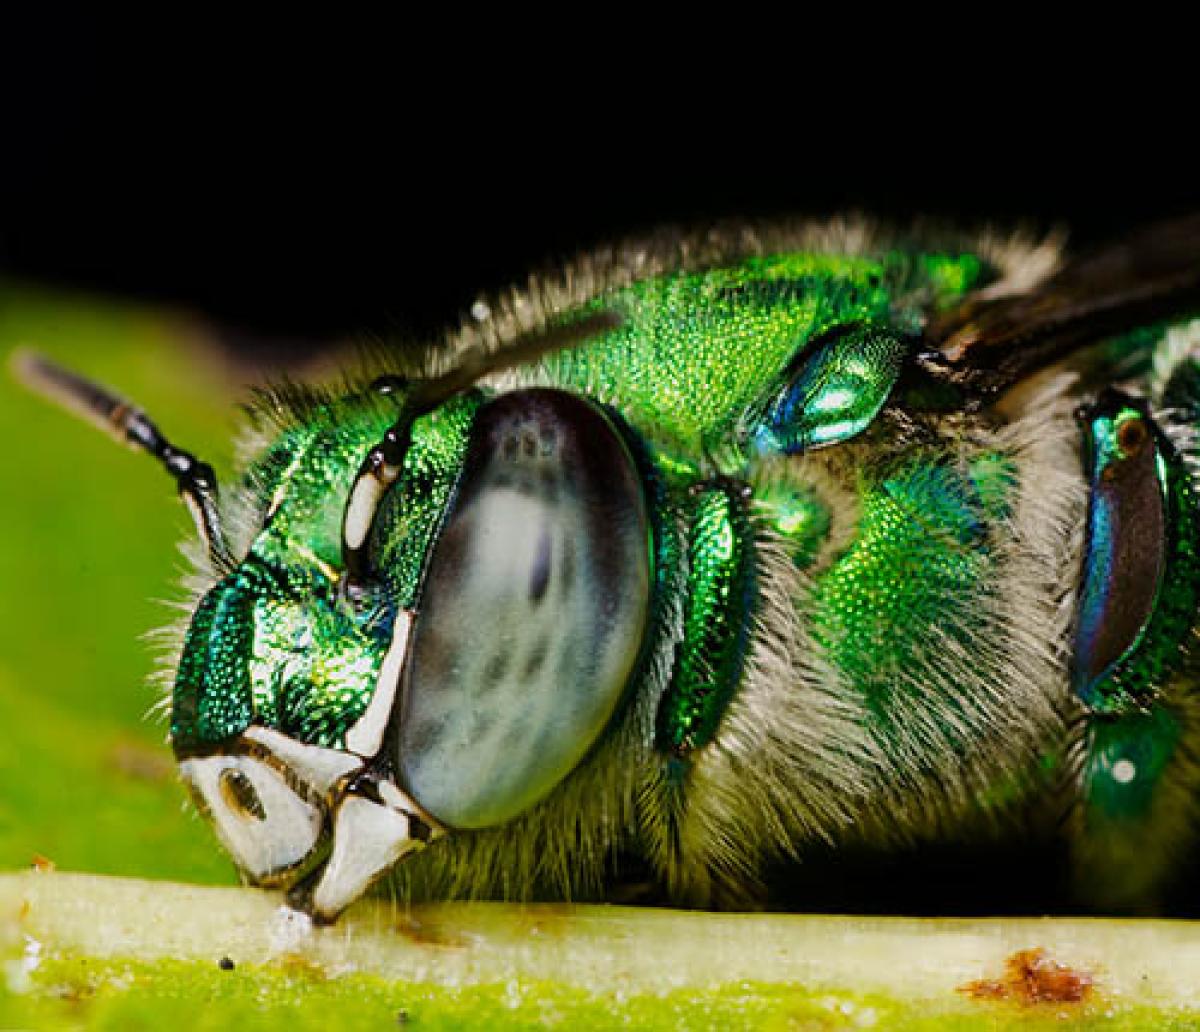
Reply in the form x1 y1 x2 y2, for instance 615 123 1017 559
394 389 651 829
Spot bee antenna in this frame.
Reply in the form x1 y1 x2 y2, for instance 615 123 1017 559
341 309 623 587
11 350 233 569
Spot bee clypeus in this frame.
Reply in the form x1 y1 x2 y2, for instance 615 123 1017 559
16 217 1200 922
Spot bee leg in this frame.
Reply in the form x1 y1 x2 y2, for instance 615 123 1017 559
1070 392 1200 713
654 478 757 759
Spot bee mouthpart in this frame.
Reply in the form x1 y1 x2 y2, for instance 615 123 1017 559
297 778 441 924
186 727 442 921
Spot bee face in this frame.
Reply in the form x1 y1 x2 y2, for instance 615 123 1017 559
166 380 654 910
18 216 1200 919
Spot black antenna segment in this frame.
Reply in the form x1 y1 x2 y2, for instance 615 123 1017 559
12 350 232 568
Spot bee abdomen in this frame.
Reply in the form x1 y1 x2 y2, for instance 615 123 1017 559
394 389 651 829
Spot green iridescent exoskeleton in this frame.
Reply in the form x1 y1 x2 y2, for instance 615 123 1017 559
812 457 994 706
156 227 1200 914
172 390 478 751
756 479 831 571
25 217 1200 921
154 223 1200 912
550 250 986 451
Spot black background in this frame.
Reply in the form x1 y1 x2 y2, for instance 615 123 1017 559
3 12 1195 353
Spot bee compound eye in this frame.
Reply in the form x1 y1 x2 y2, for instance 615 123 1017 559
394 388 651 829
179 754 324 885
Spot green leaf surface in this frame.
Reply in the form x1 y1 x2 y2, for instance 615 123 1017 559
0 281 243 884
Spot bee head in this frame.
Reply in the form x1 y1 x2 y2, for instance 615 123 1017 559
12 311 637 919
168 385 476 897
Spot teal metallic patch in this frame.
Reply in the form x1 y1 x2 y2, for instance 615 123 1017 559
1072 391 1200 713
1083 706 1180 823
752 325 908 454
655 480 756 758
758 480 831 571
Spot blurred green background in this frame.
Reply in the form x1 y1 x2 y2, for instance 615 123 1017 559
0 280 291 886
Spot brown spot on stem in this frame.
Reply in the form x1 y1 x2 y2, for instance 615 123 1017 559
960 948 1094 1005
30 853 56 872
272 953 329 980
396 916 473 949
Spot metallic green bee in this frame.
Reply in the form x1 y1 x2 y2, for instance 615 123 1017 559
17 216 1200 921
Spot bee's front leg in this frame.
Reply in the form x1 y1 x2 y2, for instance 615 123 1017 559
655 478 758 760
